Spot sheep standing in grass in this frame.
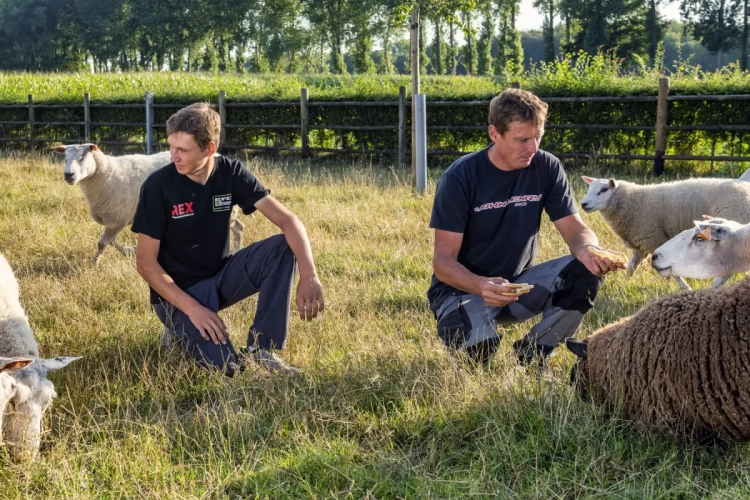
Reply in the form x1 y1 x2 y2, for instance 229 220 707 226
0 251 80 460
54 144 244 263
565 274 750 443
651 217 750 285
580 175 750 290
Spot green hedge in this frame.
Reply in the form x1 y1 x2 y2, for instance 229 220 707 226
1 54 749 163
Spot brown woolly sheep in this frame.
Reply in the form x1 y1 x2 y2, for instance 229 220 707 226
565 277 750 443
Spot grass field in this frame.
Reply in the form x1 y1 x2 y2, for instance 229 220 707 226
0 152 749 498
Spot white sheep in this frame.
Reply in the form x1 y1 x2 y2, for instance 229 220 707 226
53 144 244 264
580 175 750 290
0 357 33 443
651 216 750 285
740 167 750 182
0 251 80 460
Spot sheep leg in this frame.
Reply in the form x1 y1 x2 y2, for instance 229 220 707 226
711 275 732 288
230 216 244 253
92 226 124 264
111 239 136 257
674 276 692 291
625 250 644 277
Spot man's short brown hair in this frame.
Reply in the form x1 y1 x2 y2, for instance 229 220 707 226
166 102 221 150
488 88 548 135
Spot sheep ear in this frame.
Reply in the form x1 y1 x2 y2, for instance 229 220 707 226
581 176 595 185
608 178 617 188
88 144 99 152
702 214 714 221
39 356 82 373
52 146 66 154
565 338 588 359
0 357 33 373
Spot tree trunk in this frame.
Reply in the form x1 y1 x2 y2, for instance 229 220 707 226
433 19 443 75
743 0 749 71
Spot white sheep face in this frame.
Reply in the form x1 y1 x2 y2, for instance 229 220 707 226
4 356 80 461
580 176 617 212
53 144 100 185
0 358 33 443
651 218 750 279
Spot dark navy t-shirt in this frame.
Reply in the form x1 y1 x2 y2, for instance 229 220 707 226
131 155 269 303
427 147 578 309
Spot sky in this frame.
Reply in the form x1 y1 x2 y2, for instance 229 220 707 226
516 0 683 31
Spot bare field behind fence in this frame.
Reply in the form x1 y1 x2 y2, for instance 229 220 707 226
0 152 749 498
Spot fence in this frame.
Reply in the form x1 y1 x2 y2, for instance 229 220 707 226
1 77 750 174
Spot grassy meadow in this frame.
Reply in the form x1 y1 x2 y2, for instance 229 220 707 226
0 151 749 498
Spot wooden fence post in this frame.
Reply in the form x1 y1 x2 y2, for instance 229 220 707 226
653 77 670 176
28 94 35 151
83 92 91 143
145 91 154 154
218 90 227 149
300 88 309 158
398 86 406 167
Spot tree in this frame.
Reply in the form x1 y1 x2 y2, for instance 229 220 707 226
476 0 494 75
533 0 556 62
681 0 741 67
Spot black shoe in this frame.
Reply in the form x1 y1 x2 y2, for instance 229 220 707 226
513 338 554 367
464 336 501 366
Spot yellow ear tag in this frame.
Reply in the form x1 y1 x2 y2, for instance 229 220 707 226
698 227 713 240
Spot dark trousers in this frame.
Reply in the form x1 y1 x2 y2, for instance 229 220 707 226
434 256 603 361
154 234 297 377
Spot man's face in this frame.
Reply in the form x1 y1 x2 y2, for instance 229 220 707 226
489 120 544 170
168 132 214 177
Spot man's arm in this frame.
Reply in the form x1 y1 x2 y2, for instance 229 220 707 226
554 213 623 276
433 229 520 307
135 233 227 345
254 195 324 321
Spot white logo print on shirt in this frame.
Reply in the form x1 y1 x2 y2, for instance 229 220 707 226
474 194 543 212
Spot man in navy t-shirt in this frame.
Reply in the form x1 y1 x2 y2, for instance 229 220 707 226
429 89 624 366
132 103 324 377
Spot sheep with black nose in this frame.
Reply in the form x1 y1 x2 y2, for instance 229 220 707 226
565 274 750 443
579 175 750 290
652 216 750 286
54 144 244 264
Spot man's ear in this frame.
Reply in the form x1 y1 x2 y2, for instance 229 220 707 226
565 338 588 358
581 176 595 185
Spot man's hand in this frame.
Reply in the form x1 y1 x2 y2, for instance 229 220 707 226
296 274 325 321
479 277 521 307
185 304 227 345
578 249 626 277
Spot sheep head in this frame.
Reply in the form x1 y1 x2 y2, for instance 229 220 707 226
651 218 750 280
0 357 33 444
4 356 81 461
53 144 100 186
580 177 618 213
565 338 591 399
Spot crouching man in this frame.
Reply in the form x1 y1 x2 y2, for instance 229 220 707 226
132 103 324 376
428 89 623 367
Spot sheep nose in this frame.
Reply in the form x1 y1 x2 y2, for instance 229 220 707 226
64 172 74 181
581 202 589 209
651 253 659 264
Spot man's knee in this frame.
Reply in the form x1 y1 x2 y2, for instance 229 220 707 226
551 259 603 314
436 299 500 364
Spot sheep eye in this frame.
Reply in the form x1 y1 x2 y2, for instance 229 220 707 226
598 188 609 194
